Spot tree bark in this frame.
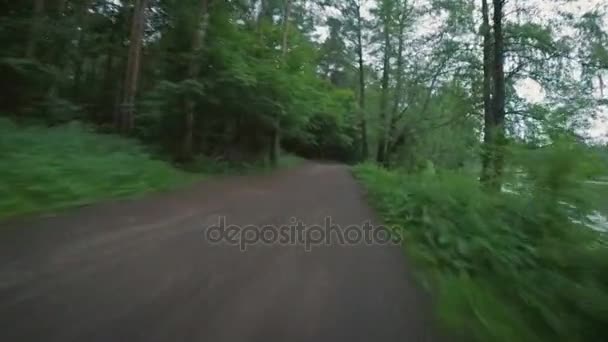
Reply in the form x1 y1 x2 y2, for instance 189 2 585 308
386 2 408 167
480 0 494 184
26 0 46 59
269 0 291 167
55 0 66 14
491 0 506 189
376 3 391 164
118 0 148 134
182 0 211 161
355 1 369 160
281 0 291 60
72 0 93 101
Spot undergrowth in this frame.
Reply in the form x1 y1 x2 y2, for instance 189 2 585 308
0 118 304 219
0 119 195 219
354 142 608 341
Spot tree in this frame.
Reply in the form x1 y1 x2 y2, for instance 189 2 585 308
118 0 148 134
490 0 506 188
375 0 393 164
1 0 604 171
182 0 212 161
480 0 493 184
269 0 292 167
26 0 46 59
355 1 369 160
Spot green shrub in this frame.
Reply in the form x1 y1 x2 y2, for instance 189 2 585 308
354 143 608 341
0 118 195 218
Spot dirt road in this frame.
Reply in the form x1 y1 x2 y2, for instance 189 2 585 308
0 162 440 341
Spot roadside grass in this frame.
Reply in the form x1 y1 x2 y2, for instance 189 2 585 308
0 119 304 220
0 119 198 219
353 162 608 342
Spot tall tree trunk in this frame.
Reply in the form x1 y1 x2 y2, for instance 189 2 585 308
491 0 506 189
259 0 273 21
356 1 369 160
480 0 494 184
97 53 115 121
55 0 66 14
72 0 93 101
269 0 291 167
281 0 291 64
26 0 46 59
118 0 148 134
376 7 391 164
182 0 211 161
386 4 407 167
48 0 69 66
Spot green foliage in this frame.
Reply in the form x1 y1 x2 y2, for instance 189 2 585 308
134 2 358 161
354 141 608 341
0 118 194 219
576 9 608 70
391 81 480 170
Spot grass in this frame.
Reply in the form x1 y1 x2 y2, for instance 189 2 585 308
0 119 304 220
0 119 197 219
353 162 608 342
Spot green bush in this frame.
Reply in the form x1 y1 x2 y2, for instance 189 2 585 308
354 143 608 341
0 119 195 218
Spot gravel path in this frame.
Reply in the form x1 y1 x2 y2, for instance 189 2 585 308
0 162 440 342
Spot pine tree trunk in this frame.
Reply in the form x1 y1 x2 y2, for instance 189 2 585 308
356 2 368 160
386 5 407 167
55 0 66 14
269 0 291 167
182 0 211 161
269 128 280 166
26 0 46 59
72 0 93 101
491 0 506 190
480 0 494 185
118 0 148 134
376 10 391 164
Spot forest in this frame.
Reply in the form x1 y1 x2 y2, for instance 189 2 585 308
1 0 608 341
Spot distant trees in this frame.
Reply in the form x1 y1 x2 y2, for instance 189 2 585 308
1 0 605 168
1 0 360 163
331 0 370 159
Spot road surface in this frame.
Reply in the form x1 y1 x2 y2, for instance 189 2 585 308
0 162 440 341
